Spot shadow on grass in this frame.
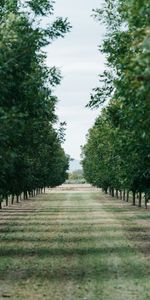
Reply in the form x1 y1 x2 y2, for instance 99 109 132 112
135 215 150 220
0 234 125 243
0 206 102 216
126 227 150 255
0 225 128 234
0 221 123 228
0 252 149 282
0 216 117 222
0 245 136 258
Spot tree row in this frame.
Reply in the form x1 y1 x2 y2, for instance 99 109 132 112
82 0 150 208
0 0 70 208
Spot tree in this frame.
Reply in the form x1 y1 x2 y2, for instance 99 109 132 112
0 0 71 207
82 0 150 207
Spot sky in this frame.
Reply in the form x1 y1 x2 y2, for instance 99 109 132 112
46 0 105 160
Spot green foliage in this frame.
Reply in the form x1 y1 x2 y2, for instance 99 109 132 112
0 0 70 203
27 0 54 15
82 0 150 196
68 170 85 183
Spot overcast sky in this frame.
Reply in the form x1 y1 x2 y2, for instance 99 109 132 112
46 0 105 160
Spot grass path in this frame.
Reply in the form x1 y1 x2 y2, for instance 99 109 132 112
0 186 150 299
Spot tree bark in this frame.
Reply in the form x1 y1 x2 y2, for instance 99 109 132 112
6 196 8 206
11 195 14 204
24 191 28 200
132 191 136 206
16 195 19 203
120 190 122 200
109 187 111 195
145 202 147 209
123 189 126 201
112 188 114 197
138 192 142 207
126 191 129 202
116 190 119 199
145 193 147 209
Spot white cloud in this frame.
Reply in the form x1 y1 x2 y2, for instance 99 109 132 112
47 0 105 159
62 61 104 72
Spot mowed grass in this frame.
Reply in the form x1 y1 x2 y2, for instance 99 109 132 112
0 188 150 300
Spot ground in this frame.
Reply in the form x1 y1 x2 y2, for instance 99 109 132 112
0 184 150 300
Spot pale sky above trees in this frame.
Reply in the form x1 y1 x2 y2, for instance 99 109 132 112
46 0 105 159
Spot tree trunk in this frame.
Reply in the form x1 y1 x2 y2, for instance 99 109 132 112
16 195 19 203
126 191 129 202
145 193 147 209
132 191 136 206
123 189 126 201
109 187 111 195
138 192 142 207
112 188 114 197
11 195 14 204
0 202 2 209
116 190 119 199
120 190 122 200
6 196 8 206
23 192 26 200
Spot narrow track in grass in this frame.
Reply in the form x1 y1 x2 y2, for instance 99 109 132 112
0 185 150 300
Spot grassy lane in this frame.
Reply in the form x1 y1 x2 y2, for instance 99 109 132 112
0 187 150 299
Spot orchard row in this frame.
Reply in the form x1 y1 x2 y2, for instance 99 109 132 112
0 0 71 208
82 0 150 208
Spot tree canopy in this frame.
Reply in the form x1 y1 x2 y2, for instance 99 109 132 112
82 0 150 207
0 0 71 206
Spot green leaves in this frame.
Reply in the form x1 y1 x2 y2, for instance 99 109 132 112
88 71 114 108
27 0 54 16
83 0 150 195
43 18 71 43
0 0 70 201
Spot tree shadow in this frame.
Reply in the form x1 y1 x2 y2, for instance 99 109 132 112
0 245 137 258
0 234 124 243
0 225 125 234
0 246 149 283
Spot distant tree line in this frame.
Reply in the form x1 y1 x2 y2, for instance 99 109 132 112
0 0 71 208
67 169 86 184
82 0 150 208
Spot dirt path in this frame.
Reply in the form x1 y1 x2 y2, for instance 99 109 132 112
0 186 150 300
